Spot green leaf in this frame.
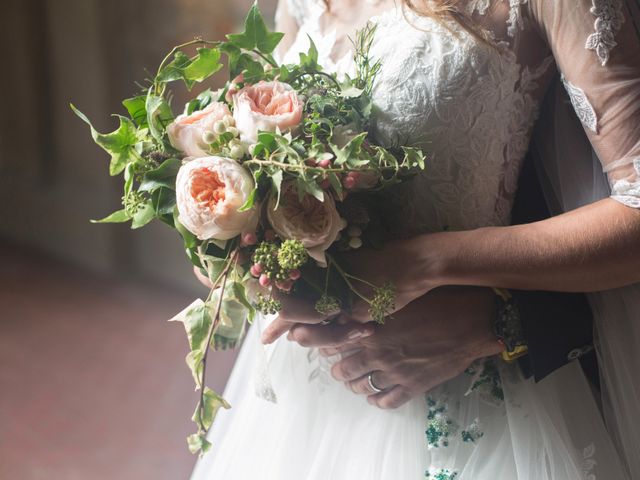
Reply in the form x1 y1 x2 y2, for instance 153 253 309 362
299 35 319 71
151 187 176 216
173 207 198 249
191 387 231 431
187 433 212 455
327 172 343 195
183 47 223 82
185 349 204 386
226 2 284 54
271 170 283 209
90 209 131 224
238 188 257 212
302 179 324 202
402 147 426 170
140 158 181 192
331 132 367 166
122 96 148 127
124 163 135 197
184 302 212 352
71 105 139 176
157 51 191 83
131 201 155 229
145 94 174 144
340 85 364 98
185 89 215 116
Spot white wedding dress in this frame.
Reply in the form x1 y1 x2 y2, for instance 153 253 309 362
191 1 640 478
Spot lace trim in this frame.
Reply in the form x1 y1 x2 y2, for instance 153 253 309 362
582 444 597 480
586 0 625 66
561 76 599 134
507 0 528 37
466 0 491 16
611 179 640 208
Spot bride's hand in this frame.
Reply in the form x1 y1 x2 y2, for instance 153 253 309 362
194 266 339 344
340 237 443 323
287 286 503 409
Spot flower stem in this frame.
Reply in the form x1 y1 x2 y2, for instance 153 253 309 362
326 254 372 305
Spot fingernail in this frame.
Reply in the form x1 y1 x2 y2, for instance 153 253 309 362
347 328 372 340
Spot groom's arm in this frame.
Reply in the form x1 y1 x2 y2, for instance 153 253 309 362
511 151 596 383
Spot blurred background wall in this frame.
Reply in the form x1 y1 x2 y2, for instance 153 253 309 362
0 1 276 478
0 0 275 287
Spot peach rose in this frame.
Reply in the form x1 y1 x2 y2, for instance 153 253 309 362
232 81 303 143
176 156 257 240
167 102 231 157
267 182 346 266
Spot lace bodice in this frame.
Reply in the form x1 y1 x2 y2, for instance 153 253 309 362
277 0 640 233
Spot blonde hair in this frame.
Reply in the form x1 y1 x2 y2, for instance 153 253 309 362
325 0 492 45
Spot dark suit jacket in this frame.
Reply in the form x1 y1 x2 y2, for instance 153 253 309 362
510 151 598 386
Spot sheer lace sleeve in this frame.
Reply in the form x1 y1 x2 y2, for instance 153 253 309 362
528 0 640 208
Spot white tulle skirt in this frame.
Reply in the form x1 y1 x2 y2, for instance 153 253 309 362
190 316 629 480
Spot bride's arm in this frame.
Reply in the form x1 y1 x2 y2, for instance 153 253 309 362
410 199 640 293
420 0 640 293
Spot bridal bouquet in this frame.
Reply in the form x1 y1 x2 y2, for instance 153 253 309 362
73 3 425 454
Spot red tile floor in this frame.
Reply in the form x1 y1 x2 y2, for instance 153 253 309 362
0 245 237 479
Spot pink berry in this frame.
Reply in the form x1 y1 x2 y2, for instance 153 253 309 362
232 73 244 84
250 264 262 277
318 158 332 168
343 175 356 189
259 274 271 288
241 232 257 246
320 178 331 189
264 229 276 241
289 269 301 281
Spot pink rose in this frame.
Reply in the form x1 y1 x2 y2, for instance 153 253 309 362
267 182 346 266
232 81 303 143
176 156 257 240
167 102 231 157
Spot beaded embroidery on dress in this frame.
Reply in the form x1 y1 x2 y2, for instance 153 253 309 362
190 1 635 479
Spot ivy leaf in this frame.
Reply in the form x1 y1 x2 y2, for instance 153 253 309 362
122 96 148 127
173 207 198 249
331 132 367 166
187 433 212 455
131 201 155 229
299 36 319 71
145 95 174 144
185 89 215 116
185 349 204 386
182 300 213 353
226 2 284 54
183 47 223 83
339 85 364 98
191 387 230 431
90 209 131 224
402 147 426 170
271 170 283 209
71 105 139 176
140 158 181 192
151 187 176 216
238 188 257 212
157 51 191 83
303 179 325 202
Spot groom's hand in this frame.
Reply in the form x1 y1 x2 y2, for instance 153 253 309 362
288 286 504 409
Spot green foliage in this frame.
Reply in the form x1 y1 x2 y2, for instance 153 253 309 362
226 2 284 55
90 209 130 224
71 105 140 176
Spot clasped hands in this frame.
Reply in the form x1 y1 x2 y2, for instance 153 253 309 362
259 245 503 409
